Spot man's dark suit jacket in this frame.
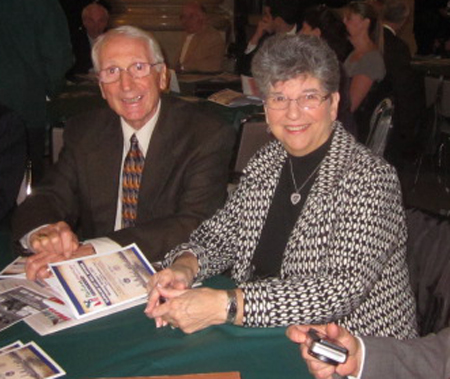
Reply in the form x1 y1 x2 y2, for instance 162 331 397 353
383 27 425 159
0 104 27 222
66 27 92 79
362 327 450 378
12 95 236 261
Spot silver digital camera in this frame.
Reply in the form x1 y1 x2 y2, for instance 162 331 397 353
307 328 349 366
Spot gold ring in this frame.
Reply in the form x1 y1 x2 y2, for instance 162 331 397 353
37 233 48 240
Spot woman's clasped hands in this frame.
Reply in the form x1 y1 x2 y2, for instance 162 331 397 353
144 253 229 334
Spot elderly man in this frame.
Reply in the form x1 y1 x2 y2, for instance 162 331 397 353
13 26 235 280
287 323 450 379
177 1 225 73
68 1 110 77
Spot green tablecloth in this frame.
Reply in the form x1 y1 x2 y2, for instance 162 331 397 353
0 226 312 379
46 82 262 132
46 81 107 126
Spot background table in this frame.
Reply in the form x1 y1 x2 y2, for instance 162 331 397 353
411 58 450 78
0 225 313 379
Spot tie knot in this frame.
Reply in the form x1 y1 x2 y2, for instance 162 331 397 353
130 134 139 148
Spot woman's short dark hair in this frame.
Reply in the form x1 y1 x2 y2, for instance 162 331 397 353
302 5 351 62
251 34 340 98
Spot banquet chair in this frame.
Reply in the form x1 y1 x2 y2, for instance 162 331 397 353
51 123 65 163
414 76 450 191
365 97 394 157
233 117 274 174
228 116 274 194
405 207 450 336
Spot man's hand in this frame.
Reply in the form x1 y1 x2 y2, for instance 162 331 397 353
26 242 95 280
145 287 228 334
286 323 362 379
249 15 274 46
29 221 79 257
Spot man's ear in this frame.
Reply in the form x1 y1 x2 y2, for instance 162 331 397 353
99 81 106 99
159 64 168 91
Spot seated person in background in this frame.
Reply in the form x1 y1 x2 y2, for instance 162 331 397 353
0 104 27 223
238 0 300 76
287 323 450 379
300 5 356 137
67 1 110 78
380 0 426 168
13 26 235 280
177 1 225 73
145 34 417 339
343 1 386 142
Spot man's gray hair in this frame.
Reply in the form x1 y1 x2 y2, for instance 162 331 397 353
92 25 165 72
251 34 340 98
382 0 409 25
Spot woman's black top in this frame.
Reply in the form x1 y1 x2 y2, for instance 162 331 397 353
251 132 334 280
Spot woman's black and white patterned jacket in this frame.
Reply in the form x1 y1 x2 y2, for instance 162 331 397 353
163 122 418 339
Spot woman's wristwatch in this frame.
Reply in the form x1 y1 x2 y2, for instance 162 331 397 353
225 289 237 324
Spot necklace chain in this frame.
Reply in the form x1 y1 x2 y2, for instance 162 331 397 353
288 158 322 205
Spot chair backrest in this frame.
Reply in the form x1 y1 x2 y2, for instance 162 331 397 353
52 126 64 163
424 76 450 117
406 208 450 336
365 97 394 157
233 120 275 174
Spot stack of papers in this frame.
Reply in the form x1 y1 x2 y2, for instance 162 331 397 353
0 340 65 379
207 89 262 108
0 244 155 335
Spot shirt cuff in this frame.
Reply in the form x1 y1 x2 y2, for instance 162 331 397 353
84 237 122 255
351 336 366 379
20 224 50 253
244 43 257 55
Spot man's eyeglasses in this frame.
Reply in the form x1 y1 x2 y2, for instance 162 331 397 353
98 62 162 84
264 93 331 110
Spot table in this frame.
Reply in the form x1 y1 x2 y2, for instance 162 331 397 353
177 73 243 99
47 81 107 126
48 81 261 132
411 58 450 78
0 226 312 379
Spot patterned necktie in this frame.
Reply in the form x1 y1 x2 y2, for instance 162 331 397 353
122 134 145 228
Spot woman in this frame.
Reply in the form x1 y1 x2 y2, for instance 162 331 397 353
343 1 385 141
145 34 417 340
300 5 356 137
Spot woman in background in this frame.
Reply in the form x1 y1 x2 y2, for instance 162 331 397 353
343 1 385 141
300 5 356 137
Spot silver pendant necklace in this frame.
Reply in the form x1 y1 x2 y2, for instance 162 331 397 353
288 158 322 205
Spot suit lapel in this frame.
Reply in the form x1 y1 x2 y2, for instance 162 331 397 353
85 113 123 231
137 97 176 218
